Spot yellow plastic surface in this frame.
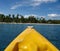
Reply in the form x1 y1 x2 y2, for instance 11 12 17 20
4 27 59 51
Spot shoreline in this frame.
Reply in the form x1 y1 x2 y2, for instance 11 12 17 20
0 22 60 25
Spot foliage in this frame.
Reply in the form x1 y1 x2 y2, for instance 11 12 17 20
0 14 60 24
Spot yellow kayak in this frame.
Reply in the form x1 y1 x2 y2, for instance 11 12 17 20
4 26 59 51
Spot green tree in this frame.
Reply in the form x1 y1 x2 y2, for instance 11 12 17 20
4 16 10 22
20 15 25 23
40 17 46 23
0 14 5 22
12 14 15 22
47 19 52 24
28 16 37 23
15 14 20 23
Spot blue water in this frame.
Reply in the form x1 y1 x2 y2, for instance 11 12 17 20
0 24 60 51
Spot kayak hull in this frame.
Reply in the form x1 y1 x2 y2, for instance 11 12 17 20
4 27 59 51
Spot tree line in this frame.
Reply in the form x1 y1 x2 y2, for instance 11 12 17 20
0 14 60 24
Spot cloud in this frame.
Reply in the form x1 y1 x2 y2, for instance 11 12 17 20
10 4 22 9
0 12 5 14
11 0 57 9
24 14 45 18
48 14 60 17
24 14 38 18
33 0 57 2
32 0 57 6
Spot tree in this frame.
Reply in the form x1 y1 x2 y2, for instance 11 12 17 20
40 17 46 23
15 14 20 23
12 14 15 22
0 14 5 22
20 15 25 23
28 16 37 23
8 14 11 18
47 19 52 24
4 15 12 22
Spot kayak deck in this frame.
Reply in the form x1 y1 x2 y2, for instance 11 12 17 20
4 26 59 51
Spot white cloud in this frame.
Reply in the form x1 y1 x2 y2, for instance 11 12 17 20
48 14 60 17
30 0 57 7
39 16 46 18
24 14 38 18
11 4 22 9
24 14 46 18
11 0 57 9
33 0 57 2
0 12 4 14
0 12 6 15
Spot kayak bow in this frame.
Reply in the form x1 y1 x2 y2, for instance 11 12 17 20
4 26 59 51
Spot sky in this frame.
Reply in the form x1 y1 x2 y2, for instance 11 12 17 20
0 0 60 20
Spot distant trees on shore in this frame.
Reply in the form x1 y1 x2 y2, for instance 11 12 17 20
0 14 60 24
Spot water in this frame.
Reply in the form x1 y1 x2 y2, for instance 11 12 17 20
0 24 60 51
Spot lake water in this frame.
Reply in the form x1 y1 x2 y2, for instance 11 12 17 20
0 24 60 51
